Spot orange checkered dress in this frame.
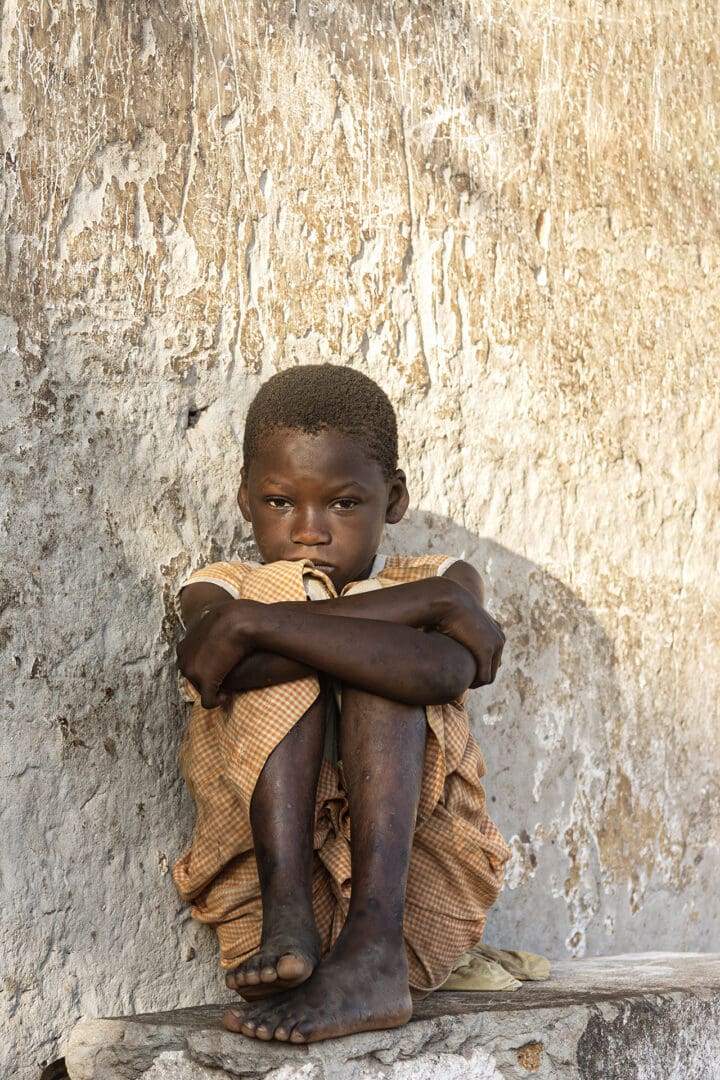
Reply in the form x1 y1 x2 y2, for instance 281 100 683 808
172 554 511 991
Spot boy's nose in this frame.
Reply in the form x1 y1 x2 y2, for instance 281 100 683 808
290 513 331 547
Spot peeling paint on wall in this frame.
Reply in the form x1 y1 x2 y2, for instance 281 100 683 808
1 1 719 1076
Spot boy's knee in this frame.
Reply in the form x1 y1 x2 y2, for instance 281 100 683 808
340 685 425 723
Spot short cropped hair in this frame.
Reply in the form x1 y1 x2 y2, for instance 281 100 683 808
243 364 398 478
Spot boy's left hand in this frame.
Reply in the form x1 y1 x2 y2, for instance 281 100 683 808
434 594 505 687
437 562 505 687
176 599 255 708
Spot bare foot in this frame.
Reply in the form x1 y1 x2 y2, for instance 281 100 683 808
222 932 412 1042
225 915 321 997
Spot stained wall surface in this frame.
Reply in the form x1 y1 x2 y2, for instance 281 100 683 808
1 2 718 1076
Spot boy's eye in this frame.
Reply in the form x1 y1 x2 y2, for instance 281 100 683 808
332 499 359 510
265 497 292 509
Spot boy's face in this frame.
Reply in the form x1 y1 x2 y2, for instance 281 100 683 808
238 426 409 591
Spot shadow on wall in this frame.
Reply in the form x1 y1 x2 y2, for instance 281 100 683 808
383 511 627 959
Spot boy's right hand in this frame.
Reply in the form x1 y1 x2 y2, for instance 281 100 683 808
177 600 256 709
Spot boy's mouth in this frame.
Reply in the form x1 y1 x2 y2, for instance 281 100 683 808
289 557 335 574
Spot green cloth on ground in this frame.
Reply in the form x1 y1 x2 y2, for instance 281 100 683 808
438 943 550 991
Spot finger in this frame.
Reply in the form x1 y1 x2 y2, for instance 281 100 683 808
490 648 502 683
472 652 493 687
203 686 231 710
200 685 222 709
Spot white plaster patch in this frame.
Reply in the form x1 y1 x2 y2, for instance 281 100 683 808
160 220 202 298
140 18 157 63
57 130 167 261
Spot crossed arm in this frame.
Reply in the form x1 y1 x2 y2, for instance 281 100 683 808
177 562 505 710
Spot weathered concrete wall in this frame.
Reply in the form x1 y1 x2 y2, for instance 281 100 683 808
1 1 718 1076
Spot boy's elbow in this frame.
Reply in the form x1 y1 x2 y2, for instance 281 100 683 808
428 650 476 704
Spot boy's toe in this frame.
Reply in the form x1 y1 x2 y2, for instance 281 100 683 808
230 966 251 986
254 1023 275 1040
223 997 272 1035
230 950 273 987
269 1010 295 1036
273 1016 296 1041
222 1009 248 1033
239 1009 265 1036
276 952 311 982
251 1005 281 1039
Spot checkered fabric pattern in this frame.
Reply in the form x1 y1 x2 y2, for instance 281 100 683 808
172 555 511 991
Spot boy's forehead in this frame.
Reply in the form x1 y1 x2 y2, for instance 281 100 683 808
246 425 388 484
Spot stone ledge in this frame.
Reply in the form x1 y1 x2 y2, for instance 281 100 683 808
65 953 720 1079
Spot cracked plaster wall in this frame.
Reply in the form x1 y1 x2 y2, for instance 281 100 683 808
0 1 718 1076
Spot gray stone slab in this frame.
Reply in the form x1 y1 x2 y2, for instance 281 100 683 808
65 954 720 1080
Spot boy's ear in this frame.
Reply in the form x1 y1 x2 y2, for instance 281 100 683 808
237 467 252 521
385 469 410 524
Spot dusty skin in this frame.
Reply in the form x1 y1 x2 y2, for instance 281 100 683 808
223 929 413 1043
225 693 327 999
221 684 427 1041
224 922 321 997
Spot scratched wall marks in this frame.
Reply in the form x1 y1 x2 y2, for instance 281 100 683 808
1 2 719 1076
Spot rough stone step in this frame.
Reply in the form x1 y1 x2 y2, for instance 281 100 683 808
65 953 720 1080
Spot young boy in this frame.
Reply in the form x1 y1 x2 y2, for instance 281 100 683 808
174 364 510 1044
